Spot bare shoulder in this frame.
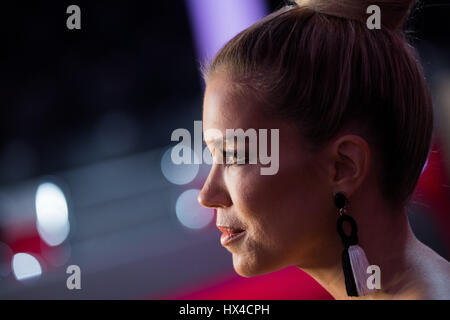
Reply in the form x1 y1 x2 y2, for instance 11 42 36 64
414 241 450 300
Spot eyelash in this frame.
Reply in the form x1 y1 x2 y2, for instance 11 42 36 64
223 151 247 166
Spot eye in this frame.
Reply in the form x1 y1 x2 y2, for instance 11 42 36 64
223 150 247 166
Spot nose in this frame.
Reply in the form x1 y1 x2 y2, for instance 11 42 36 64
198 165 232 209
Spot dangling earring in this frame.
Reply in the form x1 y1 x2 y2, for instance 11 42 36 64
334 192 373 297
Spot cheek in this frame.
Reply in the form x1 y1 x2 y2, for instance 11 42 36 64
224 165 264 216
225 152 332 254
225 164 306 237
224 166 279 243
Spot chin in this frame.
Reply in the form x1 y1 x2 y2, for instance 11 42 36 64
232 253 283 277
233 265 262 278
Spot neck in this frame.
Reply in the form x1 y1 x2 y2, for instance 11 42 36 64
300 199 422 300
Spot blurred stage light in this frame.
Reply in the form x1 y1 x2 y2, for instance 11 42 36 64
176 189 214 229
422 156 429 174
161 147 199 185
186 0 267 63
35 182 70 246
11 253 42 281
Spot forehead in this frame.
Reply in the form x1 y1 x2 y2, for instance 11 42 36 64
202 74 271 137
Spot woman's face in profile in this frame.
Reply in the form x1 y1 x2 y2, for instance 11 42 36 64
199 73 336 276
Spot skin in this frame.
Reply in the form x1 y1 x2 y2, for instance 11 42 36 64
198 72 450 300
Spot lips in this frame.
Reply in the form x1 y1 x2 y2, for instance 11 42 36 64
217 226 246 246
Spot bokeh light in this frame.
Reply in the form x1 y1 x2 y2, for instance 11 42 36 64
35 182 70 246
161 147 200 185
11 253 42 281
175 189 214 229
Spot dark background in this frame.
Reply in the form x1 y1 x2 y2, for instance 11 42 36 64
0 1 201 180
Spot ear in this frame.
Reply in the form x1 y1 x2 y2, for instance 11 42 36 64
327 134 371 197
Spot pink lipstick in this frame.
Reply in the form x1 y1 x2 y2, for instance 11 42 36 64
217 226 246 246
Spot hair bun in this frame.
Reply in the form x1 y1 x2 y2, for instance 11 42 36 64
294 0 415 30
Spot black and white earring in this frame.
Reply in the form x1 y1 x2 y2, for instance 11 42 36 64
334 192 373 297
